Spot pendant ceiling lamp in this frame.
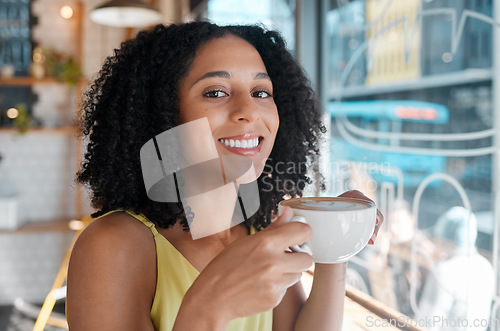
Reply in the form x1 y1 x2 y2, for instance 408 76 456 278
90 0 162 28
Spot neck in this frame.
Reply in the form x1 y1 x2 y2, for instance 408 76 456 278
198 222 249 247
167 221 248 248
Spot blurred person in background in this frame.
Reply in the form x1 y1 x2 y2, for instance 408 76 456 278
416 206 494 330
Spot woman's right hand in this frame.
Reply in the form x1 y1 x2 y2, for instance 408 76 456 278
173 206 313 329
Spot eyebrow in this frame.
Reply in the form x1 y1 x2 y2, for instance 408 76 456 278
255 72 271 80
192 71 271 86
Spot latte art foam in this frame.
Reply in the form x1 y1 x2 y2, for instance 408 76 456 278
282 197 372 211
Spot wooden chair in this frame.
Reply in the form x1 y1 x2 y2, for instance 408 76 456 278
32 215 93 330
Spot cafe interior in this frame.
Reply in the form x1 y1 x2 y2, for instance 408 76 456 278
0 0 499 330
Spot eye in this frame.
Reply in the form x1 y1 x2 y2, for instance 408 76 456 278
252 90 273 98
203 89 228 98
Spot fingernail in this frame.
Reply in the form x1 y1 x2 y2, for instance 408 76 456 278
376 217 379 225
368 239 374 245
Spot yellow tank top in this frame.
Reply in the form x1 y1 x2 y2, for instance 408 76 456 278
124 211 273 331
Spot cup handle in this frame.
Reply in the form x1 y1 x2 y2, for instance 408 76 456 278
289 216 313 255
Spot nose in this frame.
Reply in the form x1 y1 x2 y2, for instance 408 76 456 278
230 96 259 123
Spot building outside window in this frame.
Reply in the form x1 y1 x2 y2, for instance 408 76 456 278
201 0 295 51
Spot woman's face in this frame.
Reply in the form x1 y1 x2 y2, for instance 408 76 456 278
178 35 279 178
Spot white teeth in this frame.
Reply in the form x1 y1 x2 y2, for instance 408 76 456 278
219 138 260 149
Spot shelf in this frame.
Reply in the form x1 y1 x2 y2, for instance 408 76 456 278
0 218 75 234
0 126 78 134
330 68 493 99
0 77 64 86
0 76 88 87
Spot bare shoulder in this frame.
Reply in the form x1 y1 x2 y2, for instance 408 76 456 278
74 211 155 251
69 211 157 269
67 211 157 330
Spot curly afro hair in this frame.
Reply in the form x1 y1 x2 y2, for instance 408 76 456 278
77 21 326 231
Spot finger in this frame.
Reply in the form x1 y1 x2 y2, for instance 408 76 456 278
369 210 384 245
267 220 312 250
368 227 380 245
283 250 314 272
373 210 384 236
268 206 294 229
265 272 304 307
338 189 369 201
376 210 384 226
258 207 313 250
280 272 304 289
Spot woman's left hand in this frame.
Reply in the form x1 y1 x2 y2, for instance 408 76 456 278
338 190 384 245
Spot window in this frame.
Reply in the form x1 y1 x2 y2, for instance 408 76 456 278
197 0 295 51
326 0 499 327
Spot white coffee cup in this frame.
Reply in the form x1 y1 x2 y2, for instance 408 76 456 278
279 197 376 264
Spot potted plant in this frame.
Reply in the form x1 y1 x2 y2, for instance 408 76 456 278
38 47 83 86
0 104 31 134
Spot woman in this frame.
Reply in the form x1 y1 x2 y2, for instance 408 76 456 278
66 21 382 330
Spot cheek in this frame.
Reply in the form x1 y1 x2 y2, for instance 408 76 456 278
204 111 228 134
177 94 210 123
179 107 222 128
177 106 194 125
274 113 280 133
267 109 280 137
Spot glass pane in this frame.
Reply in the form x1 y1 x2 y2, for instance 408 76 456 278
0 0 32 76
326 0 499 328
203 0 295 51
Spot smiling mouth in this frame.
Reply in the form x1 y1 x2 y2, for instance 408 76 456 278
218 137 261 149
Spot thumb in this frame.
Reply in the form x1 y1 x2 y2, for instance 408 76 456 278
267 205 294 229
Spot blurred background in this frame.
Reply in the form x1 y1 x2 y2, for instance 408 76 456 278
0 0 499 330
